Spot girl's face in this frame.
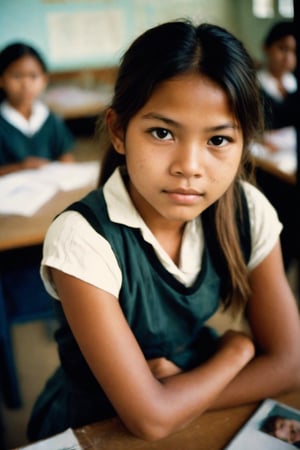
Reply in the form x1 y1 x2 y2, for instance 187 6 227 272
0 55 47 108
265 35 297 77
110 73 243 229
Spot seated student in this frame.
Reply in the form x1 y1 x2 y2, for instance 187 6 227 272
0 42 75 176
0 43 75 358
27 20 300 442
257 20 297 140
252 21 298 271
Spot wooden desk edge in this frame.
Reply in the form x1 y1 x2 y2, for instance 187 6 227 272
12 392 300 449
0 184 95 252
253 156 297 185
73 390 300 450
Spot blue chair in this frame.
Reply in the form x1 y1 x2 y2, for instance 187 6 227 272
0 245 55 408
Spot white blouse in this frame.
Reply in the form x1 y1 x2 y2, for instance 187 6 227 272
41 168 282 300
0 100 49 136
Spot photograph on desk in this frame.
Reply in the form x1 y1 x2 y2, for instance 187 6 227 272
225 399 300 449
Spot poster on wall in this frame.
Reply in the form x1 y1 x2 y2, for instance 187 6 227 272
47 9 125 62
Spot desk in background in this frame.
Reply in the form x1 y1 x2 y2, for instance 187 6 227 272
0 183 96 407
15 389 300 450
251 136 298 273
0 184 95 252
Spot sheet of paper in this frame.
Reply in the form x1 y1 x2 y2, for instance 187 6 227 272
0 161 100 216
36 161 100 191
0 171 59 216
225 398 300 449
19 427 81 449
250 127 297 175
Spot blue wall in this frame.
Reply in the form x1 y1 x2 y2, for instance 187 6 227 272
0 0 285 73
0 0 239 72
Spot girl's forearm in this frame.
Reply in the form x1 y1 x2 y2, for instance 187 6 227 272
209 352 300 411
130 332 254 440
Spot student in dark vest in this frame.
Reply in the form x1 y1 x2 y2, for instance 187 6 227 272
27 21 300 442
0 42 75 175
253 21 298 271
0 43 75 351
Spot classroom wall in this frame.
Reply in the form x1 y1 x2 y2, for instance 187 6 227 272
0 0 290 73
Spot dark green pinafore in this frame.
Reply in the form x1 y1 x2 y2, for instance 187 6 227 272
27 187 250 440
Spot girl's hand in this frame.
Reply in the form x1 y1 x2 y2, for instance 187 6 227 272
147 357 183 379
147 330 254 381
22 156 50 169
219 330 255 365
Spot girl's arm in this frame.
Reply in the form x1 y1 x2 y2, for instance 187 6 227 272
210 240 300 410
58 152 75 163
0 156 50 175
51 267 254 441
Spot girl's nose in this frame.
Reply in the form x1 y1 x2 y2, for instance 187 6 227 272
170 143 203 179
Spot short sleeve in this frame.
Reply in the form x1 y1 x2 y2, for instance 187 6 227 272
41 211 122 300
242 181 283 270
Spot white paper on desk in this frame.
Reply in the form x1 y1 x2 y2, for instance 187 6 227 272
19 427 82 449
0 161 100 216
0 171 58 216
224 398 300 449
250 127 297 175
36 161 100 191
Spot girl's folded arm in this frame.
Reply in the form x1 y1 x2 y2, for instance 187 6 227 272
210 241 300 411
51 267 254 441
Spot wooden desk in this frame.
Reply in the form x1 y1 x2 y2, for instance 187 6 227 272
44 66 117 120
18 390 300 450
0 184 94 252
253 155 296 185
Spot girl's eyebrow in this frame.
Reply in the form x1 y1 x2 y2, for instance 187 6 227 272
141 112 181 127
207 123 240 132
142 112 239 132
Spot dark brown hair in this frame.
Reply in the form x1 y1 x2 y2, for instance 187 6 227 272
97 20 264 314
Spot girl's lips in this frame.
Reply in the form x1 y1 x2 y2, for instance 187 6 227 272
163 188 204 204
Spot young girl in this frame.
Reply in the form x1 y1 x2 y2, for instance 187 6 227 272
27 21 300 441
253 21 298 270
258 20 297 123
0 42 74 176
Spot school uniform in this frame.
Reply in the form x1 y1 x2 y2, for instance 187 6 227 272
27 167 282 440
254 69 298 269
0 100 74 164
0 100 75 346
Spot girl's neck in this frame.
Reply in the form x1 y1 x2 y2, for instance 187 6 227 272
267 65 285 82
146 219 185 266
8 100 34 121
155 227 184 266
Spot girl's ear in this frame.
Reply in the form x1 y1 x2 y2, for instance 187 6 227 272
106 108 125 155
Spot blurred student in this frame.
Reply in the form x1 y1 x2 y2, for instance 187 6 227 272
0 43 75 350
253 21 298 270
258 20 297 136
0 42 75 176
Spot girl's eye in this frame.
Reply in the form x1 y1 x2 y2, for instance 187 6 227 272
208 136 230 147
150 128 173 141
